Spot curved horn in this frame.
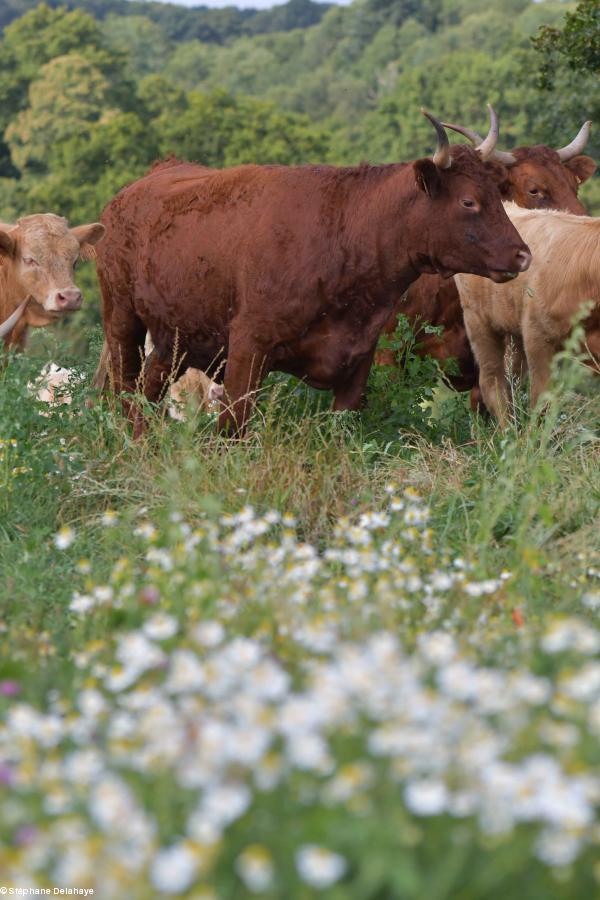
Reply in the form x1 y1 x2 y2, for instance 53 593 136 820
475 104 499 161
556 120 592 162
421 108 451 170
440 122 484 146
442 105 517 166
0 299 28 339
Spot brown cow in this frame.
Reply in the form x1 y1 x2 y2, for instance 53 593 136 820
455 203 600 425
376 121 596 398
96 108 531 436
0 214 105 349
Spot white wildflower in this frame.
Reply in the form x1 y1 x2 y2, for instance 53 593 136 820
582 590 600 611
193 621 225 647
236 845 274 893
296 845 347 889
54 526 75 550
151 842 198 894
143 613 178 641
405 780 448 816
69 593 96 615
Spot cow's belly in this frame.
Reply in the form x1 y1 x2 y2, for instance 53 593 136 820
146 317 229 379
271 320 381 388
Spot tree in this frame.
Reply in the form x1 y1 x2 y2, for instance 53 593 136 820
26 111 159 221
157 89 329 167
0 3 133 175
533 0 600 89
137 75 187 123
5 54 116 173
102 14 172 79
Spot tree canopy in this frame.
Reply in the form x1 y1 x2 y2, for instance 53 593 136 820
0 0 598 227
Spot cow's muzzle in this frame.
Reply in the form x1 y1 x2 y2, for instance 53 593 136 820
488 247 532 283
50 289 83 312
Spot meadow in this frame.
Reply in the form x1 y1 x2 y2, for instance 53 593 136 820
0 316 599 897
0 0 599 896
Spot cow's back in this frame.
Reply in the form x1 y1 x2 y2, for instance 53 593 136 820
455 204 600 336
96 158 385 373
97 161 270 340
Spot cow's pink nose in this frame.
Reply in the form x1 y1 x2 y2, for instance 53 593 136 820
55 289 82 310
515 249 532 272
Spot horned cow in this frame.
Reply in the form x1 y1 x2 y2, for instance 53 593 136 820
95 108 530 437
376 121 596 402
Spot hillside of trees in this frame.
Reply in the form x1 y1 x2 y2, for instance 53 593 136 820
0 0 598 235
0 0 333 43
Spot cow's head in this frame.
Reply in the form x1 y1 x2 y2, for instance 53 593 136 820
442 118 596 215
411 107 531 284
0 214 105 321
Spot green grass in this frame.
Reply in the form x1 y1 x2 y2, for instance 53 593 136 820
0 327 599 897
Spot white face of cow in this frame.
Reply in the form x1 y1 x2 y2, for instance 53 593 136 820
0 214 105 316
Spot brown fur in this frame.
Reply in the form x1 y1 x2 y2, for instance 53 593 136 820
455 203 600 424
376 145 596 395
95 147 530 436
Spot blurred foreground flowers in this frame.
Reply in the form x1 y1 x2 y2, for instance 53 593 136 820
1 490 600 897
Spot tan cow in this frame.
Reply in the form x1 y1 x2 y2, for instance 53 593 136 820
0 214 105 349
167 368 224 419
455 203 600 424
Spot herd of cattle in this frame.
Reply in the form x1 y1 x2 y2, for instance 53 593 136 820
0 106 597 434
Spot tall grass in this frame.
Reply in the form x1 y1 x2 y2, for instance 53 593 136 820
0 324 599 896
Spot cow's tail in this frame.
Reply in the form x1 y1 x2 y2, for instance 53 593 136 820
91 339 111 391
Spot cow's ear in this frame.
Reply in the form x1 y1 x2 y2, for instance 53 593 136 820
484 159 510 194
413 158 441 198
564 155 597 186
0 227 16 260
71 222 105 261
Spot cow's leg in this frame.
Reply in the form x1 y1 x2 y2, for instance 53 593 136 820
523 327 557 411
470 384 489 416
504 334 527 393
463 311 509 425
142 348 188 404
106 310 147 434
333 347 376 411
219 328 269 435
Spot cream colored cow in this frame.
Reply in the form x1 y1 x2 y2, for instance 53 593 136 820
0 214 104 349
455 203 600 424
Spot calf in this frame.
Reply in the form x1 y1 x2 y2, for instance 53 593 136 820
31 361 222 420
454 203 600 424
0 214 105 349
97 107 530 436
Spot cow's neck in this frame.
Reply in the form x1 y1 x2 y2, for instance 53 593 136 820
0 264 26 313
344 163 430 297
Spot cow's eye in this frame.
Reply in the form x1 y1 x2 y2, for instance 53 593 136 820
461 199 477 210
23 256 38 266
528 187 541 196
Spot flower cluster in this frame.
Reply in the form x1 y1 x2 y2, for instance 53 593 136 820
1 492 600 896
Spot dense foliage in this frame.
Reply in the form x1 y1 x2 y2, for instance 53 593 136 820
0 0 332 42
1 1 598 219
533 0 600 88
